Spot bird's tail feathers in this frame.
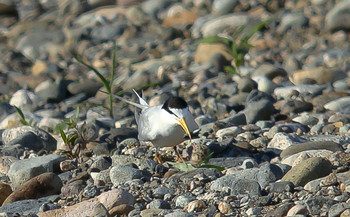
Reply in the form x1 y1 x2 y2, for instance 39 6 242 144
98 90 148 110
132 89 148 106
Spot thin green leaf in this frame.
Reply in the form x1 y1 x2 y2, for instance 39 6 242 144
197 36 231 45
54 122 67 132
231 44 238 57
201 152 214 164
68 134 78 144
59 128 68 144
74 107 80 120
224 66 239 76
198 164 225 171
110 42 117 87
72 52 111 92
28 119 35 126
14 106 29 125
232 25 245 40
85 102 110 110
167 162 196 172
14 106 25 119
108 42 118 118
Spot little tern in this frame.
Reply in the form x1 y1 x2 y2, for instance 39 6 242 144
100 90 199 163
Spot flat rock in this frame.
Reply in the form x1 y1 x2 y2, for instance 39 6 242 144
306 134 350 145
140 208 163 217
7 154 63 189
2 126 57 151
290 67 346 85
286 204 308 216
38 188 135 217
292 113 319 126
0 196 57 216
110 164 150 186
274 85 326 99
200 13 258 37
324 96 350 112
281 149 333 167
210 163 282 194
4 131 45 155
280 141 343 158
3 172 62 205
267 132 306 153
281 157 332 186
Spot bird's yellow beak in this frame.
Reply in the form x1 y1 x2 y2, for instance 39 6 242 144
177 118 192 140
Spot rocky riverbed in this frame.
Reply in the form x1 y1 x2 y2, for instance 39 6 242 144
1 0 350 216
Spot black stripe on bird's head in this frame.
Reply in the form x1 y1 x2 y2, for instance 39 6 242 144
162 97 188 115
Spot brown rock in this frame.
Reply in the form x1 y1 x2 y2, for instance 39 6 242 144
218 202 232 214
38 188 135 217
163 170 178 178
281 157 332 186
3 172 62 205
194 43 233 64
97 188 135 210
0 156 18 174
92 202 110 217
38 198 99 217
162 10 198 27
290 67 346 85
61 180 85 197
31 60 48 76
109 204 134 216
341 209 350 217
0 183 12 205
186 200 206 212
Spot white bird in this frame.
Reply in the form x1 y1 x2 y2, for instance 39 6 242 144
100 90 199 163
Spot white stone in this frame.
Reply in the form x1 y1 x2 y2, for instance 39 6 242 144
9 89 43 111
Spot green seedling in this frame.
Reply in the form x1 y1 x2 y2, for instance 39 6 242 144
198 18 273 76
55 107 90 159
72 42 117 118
14 106 35 126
